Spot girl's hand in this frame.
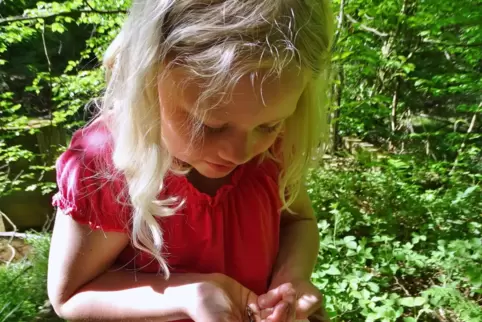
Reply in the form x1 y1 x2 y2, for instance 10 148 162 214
258 280 330 322
188 273 262 322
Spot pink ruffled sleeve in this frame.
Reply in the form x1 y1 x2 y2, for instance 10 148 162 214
52 122 130 233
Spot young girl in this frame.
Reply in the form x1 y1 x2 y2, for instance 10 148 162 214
47 0 334 321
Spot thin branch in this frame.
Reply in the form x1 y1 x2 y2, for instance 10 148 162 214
0 210 16 244
84 0 96 11
394 276 411 296
83 0 121 15
42 212 56 232
5 243 16 266
345 13 389 37
0 9 126 25
422 38 482 48
0 232 46 239
391 78 400 133
332 0 346 52
41 22 52 71
41 21 54 122
0 232 28 238
450 103 480 175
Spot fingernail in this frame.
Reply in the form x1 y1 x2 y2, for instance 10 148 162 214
259 299 267 308
287 288 297 296
285 295 295 303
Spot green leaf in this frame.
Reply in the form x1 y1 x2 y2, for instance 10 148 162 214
399 297 426 307
343 236 356 242
51 22 65 33
325 265 341 275
346 241 357 249
367 282 380 293
25 185 37 192
403 318 417 322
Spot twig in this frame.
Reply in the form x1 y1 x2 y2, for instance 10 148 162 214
0 210 16 244
450 102 480 175
6 243 16 266
0 211 20 266
422 38 482 48
41 21 51 70
0 232 28 238
394 276 411 296
331 0 345 53
42 212 56 232
432 308 450 322
345 13 389 37
83 0 125 14
0 9 126 25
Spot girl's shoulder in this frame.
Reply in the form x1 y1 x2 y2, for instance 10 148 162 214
63 117 115 163
52 117 130 232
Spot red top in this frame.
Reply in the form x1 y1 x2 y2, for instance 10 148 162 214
52 120 282 318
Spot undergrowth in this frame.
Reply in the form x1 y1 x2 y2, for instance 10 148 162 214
0 153 480 322
0 233 51 322
309 154 482 321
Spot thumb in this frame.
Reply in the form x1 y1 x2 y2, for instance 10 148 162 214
295 292 325 319
258 283 296 309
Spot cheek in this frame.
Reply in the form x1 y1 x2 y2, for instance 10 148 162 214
253 133 280 156
161 118 198 159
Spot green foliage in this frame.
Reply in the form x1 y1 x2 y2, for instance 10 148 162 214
0 234 51 321
0 0 128 196
331 0 482 156
308 156 482 321
0 0 481 321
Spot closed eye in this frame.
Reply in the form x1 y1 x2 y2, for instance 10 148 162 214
201 121 283 135
258 122 283 134
202 123 227 134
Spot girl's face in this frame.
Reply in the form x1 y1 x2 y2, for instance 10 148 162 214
159 67 308 179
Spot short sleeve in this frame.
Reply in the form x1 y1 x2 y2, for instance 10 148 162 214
52 122 130 232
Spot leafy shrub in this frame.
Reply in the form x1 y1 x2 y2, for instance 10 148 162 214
308 155 482 321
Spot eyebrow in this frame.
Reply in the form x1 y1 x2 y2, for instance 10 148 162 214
185 103 296 127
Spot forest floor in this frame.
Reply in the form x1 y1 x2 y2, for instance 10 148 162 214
0 237 31 265
0 236 64 321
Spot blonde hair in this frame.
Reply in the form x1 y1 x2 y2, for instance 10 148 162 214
100 0 334 277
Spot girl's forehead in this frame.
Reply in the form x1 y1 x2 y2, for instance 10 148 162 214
164 67 309 123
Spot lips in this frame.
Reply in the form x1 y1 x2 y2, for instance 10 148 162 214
205 161 235 172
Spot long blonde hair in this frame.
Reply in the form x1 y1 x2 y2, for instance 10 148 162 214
100 0 334 277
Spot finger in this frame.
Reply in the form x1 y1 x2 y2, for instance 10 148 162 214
260 307 274 319
284 294 297 322
295 293 322 318
258 283 296 309
286 302 297 322
262 301 289 322
260 300 295 320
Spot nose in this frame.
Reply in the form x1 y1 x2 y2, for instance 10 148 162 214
219 131 254 165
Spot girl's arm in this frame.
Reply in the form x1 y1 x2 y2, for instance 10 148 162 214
48 210 203 321
257 186 326 321
270 185 319 287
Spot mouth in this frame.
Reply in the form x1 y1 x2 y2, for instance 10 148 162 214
205 161 235 172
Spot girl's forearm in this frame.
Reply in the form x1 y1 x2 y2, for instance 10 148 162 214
57 269 204 321
270 218 319 287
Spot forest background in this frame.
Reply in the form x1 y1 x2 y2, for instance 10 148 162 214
0 0 481 321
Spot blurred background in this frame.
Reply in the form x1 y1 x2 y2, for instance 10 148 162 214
0 0 481 321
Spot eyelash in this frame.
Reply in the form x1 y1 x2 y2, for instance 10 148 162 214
202 124 226 134
201 123 281 134
258 123 282 133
